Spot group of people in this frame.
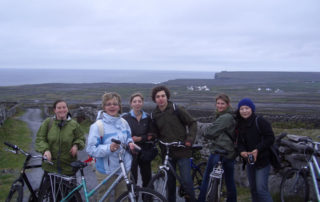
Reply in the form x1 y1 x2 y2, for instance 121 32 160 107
35 85 276 202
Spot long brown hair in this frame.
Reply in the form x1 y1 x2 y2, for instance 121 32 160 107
216 93 231 106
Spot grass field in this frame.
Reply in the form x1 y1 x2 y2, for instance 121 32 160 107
0 112 32 201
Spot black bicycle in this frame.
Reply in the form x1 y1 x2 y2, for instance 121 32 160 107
4 142 51 202
190 145 207 195
148 140 197 200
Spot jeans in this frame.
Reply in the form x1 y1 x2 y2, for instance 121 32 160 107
167 157 195 202
198 154 237 202
247 164 273 202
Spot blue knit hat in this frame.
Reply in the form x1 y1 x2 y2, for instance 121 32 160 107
238 98 255 112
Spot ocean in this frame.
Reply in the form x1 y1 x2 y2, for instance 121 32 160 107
0 68 215 86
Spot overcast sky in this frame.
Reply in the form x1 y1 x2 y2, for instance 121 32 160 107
0 0 319 72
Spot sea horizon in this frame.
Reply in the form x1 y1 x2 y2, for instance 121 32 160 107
0 68 216 86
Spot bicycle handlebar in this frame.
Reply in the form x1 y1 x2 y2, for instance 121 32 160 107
4 142 53 165
158 140 185 147
111 139 141 151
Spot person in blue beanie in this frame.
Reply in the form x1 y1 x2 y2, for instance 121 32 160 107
236 98 275 202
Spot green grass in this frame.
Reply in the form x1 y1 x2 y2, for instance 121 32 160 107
0 116 32 201
79 119 92 134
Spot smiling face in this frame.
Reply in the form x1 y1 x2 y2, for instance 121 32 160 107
239 105 253 119
103 98 120 117
131 95 143 112
155 90 168 111
54 101 68 120
216 98 229 113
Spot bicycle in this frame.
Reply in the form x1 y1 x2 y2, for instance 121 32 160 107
205 149 227 202
280 136 320 202
38 138 167 202
4 142 52 202
190 145 207 191
147 140 196 200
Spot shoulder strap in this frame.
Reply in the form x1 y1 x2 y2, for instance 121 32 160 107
46 117 54 135
255 116 261 134
172 103 185 125
96 119 104 137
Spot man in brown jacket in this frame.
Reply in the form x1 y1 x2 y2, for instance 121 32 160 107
151 85 197 202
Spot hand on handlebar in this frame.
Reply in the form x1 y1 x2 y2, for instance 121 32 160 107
43 150 52 161
184 141 192 147
110 142 120 152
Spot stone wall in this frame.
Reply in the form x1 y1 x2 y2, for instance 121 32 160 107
0 102 19 126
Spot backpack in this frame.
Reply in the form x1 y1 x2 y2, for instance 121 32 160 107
84 119 104 171
255 116 281 171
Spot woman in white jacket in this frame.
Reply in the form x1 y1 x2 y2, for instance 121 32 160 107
86 92 134 201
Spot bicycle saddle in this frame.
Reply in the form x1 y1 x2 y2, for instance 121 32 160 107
70 160 88 169
192 145 203 151
214 149 228 155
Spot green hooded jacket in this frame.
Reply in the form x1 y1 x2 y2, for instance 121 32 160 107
204 107 236 159
35 117 85 176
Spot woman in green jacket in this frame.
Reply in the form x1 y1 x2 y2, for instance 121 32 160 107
198 94 237 202
36 99 85 176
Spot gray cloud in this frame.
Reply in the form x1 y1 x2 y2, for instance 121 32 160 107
0 0 319 71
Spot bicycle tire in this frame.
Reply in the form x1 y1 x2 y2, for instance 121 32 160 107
6 184 23 202
206 178 221 202
147 170 168 199
192 161 207 190
115 186 168 202
280 168 309 202
38 178 82 202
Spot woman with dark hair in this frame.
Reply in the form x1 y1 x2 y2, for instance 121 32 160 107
122 92 153 187
36 99 85 176
198 93 237 202
236 98 275 202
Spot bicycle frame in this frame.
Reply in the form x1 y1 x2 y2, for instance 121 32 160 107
306 142 320 201
155 141 188 196
60 166 124 202
4 142 46 201
60 139 138 202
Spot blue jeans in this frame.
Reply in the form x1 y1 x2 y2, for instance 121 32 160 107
198 154 237 202
247 164 273 202
167 157 195 202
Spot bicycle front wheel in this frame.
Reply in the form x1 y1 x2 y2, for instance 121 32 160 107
206 178 221 202
6 184 23 202
280 168 309 202
147 170 168 199
116 186 168 202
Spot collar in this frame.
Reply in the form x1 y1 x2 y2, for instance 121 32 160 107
215 107 233 118
129 109 147 119
101 112 124 130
